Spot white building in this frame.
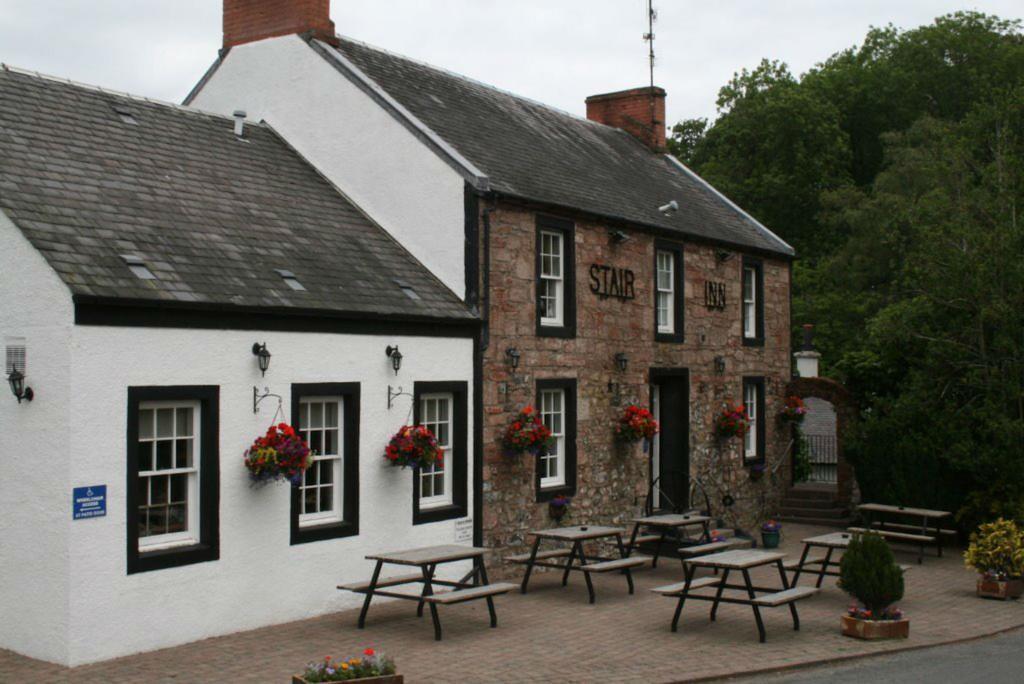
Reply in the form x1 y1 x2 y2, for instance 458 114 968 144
0 66 478 666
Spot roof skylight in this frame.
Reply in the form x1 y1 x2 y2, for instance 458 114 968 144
120 254 155 280
276 269 307 291
394 279 421 301
112 105 138 125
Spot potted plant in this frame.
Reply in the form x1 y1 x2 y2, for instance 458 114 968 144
779 395 808 424
749 462 766 481
244 423 312 487
549 495 571 523
964 518 1024 600
614 404 659 451
838 533 909 639
294 649 401 683
383 425 441 469
501 405 553 457
761 519 782 548
714 404 749 440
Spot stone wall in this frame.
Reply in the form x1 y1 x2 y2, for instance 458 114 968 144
481 200 793 566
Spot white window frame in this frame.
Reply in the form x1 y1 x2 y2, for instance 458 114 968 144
539 388 566 489
743 265 758 339
539 229 564 327
137 400 200 552
298 397 344 528
656 250 675 333
744 382 759 460
419 392 454 509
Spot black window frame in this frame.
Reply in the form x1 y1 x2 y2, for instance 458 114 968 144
535 215 576 338
290 383 361 545
126 385 219 575
412 381 469 525
654 240 685 343
741 257 765 346
742 376 766 465
535 378 578 502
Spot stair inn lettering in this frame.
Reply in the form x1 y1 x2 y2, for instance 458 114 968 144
589 264 636 301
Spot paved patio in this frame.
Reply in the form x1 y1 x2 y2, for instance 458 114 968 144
2 523 1022 683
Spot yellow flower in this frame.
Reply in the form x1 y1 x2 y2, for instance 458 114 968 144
341 663 349 670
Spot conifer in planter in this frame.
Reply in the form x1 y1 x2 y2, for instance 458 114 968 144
964 518 1024 600
838 532 909 639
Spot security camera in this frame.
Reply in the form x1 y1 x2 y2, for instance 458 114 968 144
659 200 679 215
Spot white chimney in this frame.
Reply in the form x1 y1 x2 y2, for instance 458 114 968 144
233 110 246 137
794 324 821 378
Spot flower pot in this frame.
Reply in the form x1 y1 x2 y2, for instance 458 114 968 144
761 530 780 549
549 505 567 522
977 577 1024 600
840 614 910 640
293 675 403 684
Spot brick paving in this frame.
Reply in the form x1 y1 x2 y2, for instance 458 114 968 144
2 523 1022 683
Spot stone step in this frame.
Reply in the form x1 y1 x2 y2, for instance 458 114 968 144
778 506 849 519
778 497 842 510
777 515 851 527
784 487 839 502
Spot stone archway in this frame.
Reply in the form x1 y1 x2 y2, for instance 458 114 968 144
786 377 858 506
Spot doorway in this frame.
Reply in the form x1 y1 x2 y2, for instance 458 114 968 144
650 369 690 513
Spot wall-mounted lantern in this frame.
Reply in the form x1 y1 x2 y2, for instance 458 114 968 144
505 347 521 370
714 356 726 374
385 345 403 376
608 229 630 244
252 342 271 376
7 368 33 403
715 249 733 264
614 352 629 373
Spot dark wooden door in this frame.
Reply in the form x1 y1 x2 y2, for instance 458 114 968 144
652 371 690 512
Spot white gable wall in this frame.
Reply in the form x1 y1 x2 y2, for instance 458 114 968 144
189 35 469 300
64 325 473 665
0 210 74 664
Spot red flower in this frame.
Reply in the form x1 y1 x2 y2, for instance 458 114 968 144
364 648 375 656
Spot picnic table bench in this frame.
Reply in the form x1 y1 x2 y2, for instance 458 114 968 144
851 503 953 564
652 549 817 643
338 544 514 641
510 525 649 603
624 513 711 567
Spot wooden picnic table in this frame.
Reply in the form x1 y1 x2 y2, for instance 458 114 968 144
788 531 853 586
338 544 514 641
512 525 649 603
625 513 711 567
850 502 954 564
652 549 817 643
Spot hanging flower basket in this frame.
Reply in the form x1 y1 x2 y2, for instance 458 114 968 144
384 425 441 469
501 406 553 457
244 423 312 487
548 495 571 522
779 395 808 424
714 404 749 439
614 404 659 449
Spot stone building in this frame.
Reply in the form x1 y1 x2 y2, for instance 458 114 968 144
188 0 797 562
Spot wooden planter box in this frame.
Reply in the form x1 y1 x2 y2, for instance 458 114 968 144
977 577 1024 600
293 675 403 684
840 614 910 640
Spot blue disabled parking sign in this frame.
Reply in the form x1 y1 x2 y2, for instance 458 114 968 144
73 485 106 520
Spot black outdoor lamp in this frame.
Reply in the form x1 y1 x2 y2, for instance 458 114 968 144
714 356 726 374
386 345 403 375
252 342 271 376
7 368 33 403
506 347 521 370
614 352 629 373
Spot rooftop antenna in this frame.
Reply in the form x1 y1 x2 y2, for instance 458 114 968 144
643 0 657 90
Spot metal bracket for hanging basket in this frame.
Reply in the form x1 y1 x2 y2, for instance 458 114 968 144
253 386 283 415
387 385 412 410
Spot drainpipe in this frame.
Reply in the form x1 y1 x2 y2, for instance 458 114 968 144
480 197 496 351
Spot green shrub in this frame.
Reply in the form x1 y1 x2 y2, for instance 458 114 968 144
839 533 904 617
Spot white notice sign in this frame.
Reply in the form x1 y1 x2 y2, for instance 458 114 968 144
454 518 473 543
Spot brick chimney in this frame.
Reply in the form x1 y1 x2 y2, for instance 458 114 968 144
223 0 338 49
586 86 667 152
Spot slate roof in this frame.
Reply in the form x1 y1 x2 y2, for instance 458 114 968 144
0 66 475 322
325 37 794 258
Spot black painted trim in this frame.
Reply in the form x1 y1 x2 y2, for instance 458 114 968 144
742 376 767 465
412 381 469 525
535 378 578 502
741 257 765 347
464 187 481 312
74 296 478 338
290 383 361 545
472 329 484 546
653 240 685 343
181 49 228 106
535 215 577 339
126 386 220 575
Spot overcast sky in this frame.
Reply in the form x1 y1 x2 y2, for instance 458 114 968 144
1 1 1021 125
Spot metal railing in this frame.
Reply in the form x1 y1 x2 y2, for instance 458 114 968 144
805 433 838 484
